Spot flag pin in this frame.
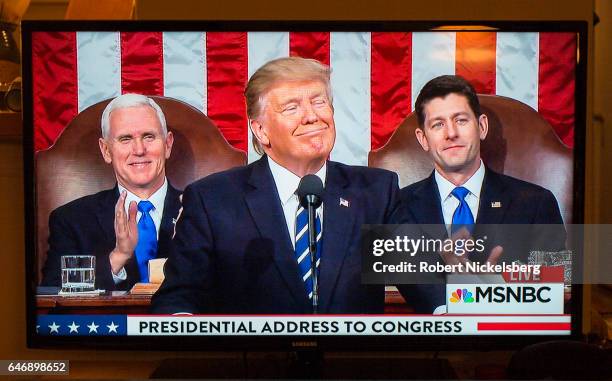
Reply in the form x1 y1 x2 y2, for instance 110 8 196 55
339 198 350 208
491 201 501 208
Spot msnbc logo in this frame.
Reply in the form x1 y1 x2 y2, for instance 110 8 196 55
449 288 474 303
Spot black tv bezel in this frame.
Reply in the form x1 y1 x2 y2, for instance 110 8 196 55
22 20 588 351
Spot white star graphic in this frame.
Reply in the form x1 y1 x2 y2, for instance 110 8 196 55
68 321 80 333
48 322 60 334
107 321 119 333
87 321 99 333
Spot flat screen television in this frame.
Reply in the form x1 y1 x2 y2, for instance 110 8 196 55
22 20 587 351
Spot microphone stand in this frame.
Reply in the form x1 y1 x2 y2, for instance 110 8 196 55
306 195 319 314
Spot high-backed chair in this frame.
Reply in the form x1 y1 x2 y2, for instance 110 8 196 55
369 94 573 224
35 96 246 282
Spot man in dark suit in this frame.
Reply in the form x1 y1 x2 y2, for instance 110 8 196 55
396 76 565 310
151 57 403 314
394 75 565 313
41 94 181 291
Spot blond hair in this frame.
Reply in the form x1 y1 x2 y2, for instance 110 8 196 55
245 57 332 155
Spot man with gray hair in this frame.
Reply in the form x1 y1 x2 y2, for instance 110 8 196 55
152 57 424 314
41 94 182 291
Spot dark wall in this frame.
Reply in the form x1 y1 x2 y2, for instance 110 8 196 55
1 0 595 370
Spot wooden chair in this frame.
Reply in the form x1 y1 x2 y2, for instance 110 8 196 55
35 96 246 282
369 94 573 224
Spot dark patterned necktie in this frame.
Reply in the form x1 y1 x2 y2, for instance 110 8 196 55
294 206 322 300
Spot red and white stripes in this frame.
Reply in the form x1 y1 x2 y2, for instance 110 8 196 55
31 31 577 162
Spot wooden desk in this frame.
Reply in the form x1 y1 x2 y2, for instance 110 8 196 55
37 289 411 314
37 293 152 315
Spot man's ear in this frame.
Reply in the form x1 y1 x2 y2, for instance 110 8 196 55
249 119 270 147
99 138 112 164
164 131 174 159
415 127 430 152
478 113 489 141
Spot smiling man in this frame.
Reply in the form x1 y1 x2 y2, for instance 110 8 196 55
398 75 564 263
152 57 403 314
41 94 181 291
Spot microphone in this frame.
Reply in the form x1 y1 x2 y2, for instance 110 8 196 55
296 175 324 313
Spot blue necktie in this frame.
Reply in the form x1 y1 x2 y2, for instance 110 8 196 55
451 187 475 235
294 206 322 300
135 200 157 283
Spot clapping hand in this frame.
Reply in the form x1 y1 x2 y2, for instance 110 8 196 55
109 191 139 274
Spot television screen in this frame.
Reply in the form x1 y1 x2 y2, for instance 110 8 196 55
22 20 586 350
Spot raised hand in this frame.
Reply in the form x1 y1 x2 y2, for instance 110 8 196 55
109 191 139 274
439 227 503 273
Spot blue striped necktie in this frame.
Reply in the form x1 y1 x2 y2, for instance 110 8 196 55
135 200 157 283
451 186 475 235
294 206 322 300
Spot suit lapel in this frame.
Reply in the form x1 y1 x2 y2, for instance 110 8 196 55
476 168 510 224
318 163 355 313
244 157 309 310
410 173 447 239
158 184 182 257
96 186 119 247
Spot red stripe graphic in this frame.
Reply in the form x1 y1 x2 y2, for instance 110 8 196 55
455 32 496 95
206 32 248 152
478 322 570 331
290 32 330 65
120 32 164 96
370 32 412 150
32 32 78 152
538 32 576 148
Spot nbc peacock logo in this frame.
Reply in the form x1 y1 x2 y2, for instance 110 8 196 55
449 288 474 303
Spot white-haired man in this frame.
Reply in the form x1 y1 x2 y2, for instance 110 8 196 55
41 94 181 291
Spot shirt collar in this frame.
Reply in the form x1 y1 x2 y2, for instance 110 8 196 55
434 159 485 201
267 156 327 205
117 177 168 212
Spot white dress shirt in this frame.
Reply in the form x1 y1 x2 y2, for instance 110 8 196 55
435 160 485 226
432 161 485 314
112 178 168 284
267 156 326 248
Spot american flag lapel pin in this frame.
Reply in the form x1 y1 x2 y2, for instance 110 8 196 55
339 198 350 208
491 201 502 208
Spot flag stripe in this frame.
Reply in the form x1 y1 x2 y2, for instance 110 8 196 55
162 32 207 113
76 32 121 112
455 32 496 95
496 32 539 110
370 32 412 150
206 32 249 152
247 32 290 163
32 31 79 152
411 32 456 106
330 32 371 165
538 32 576 148
120 32 164 96
31 31 576 156
290 32 330 65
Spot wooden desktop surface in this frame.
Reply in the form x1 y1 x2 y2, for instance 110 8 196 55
37 293 153 314
36 289 410 314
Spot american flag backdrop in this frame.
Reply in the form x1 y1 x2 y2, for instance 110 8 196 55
31 31 576 164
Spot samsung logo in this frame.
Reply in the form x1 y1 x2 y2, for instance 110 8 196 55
292 341 318 347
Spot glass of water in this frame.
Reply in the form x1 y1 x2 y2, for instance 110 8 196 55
61 255 95 293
